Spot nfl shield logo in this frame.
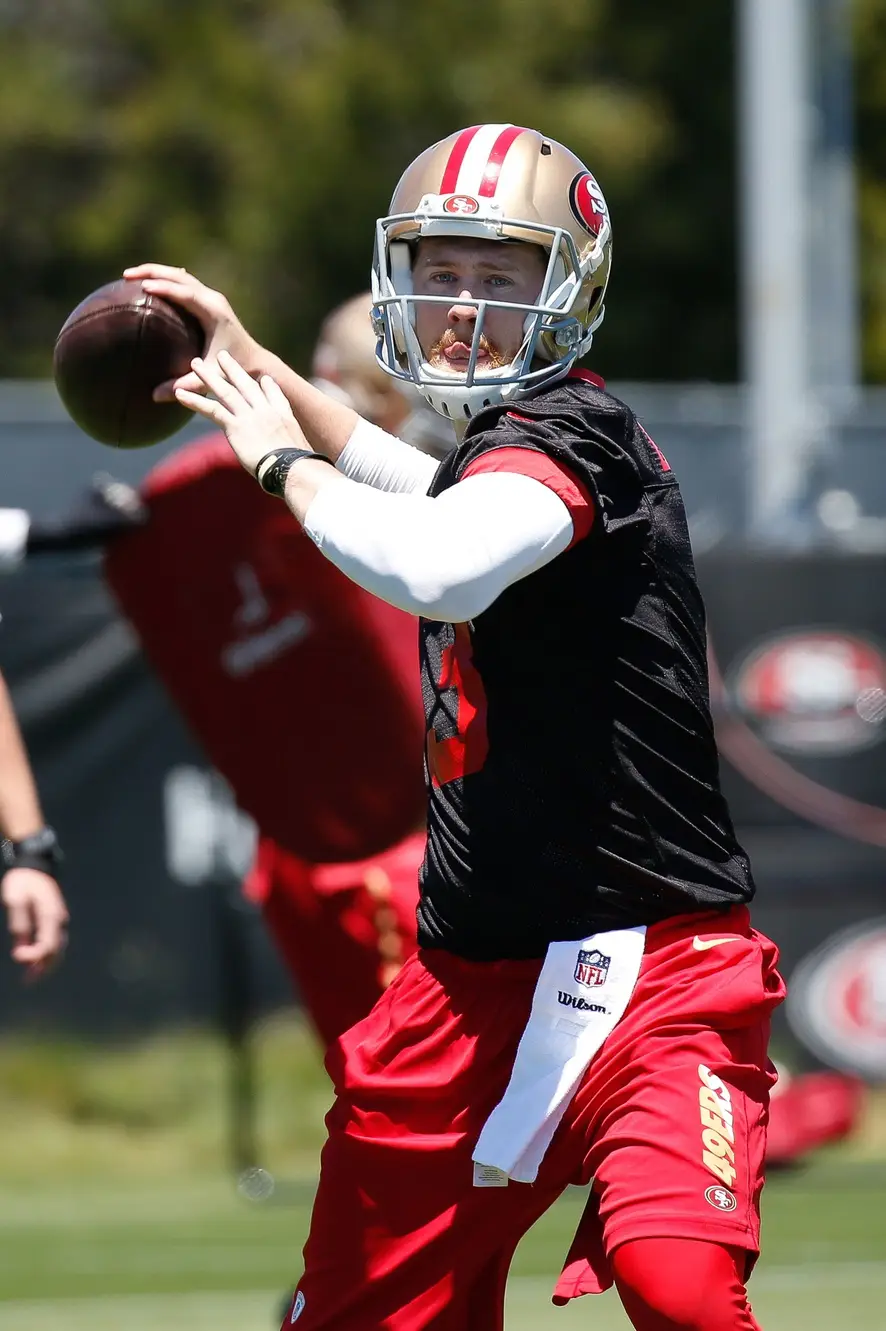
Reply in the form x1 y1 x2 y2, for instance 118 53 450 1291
574 949 610 988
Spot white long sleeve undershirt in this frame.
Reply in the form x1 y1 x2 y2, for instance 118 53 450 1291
335 418 441 494
304 470 574 622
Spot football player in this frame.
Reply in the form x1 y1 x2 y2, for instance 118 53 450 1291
0 481 138 978
3 306 429 1048
130 124 784 1331
242 293 443 1046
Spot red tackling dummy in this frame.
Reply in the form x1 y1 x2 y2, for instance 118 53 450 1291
103 433 426 863
765 1070 866 1167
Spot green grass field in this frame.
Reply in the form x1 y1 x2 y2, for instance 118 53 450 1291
1 1017 884 1329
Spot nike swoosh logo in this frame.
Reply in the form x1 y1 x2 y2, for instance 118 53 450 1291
693 936 738 951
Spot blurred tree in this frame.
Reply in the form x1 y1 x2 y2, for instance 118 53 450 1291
0 0 878 383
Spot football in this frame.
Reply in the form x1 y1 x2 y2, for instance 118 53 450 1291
53 279 205 449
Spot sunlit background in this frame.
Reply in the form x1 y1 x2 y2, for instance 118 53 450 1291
1 2 885 1328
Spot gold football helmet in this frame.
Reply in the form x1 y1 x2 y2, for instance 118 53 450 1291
371 124 612 421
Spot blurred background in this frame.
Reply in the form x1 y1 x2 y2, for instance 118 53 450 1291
1 1 885 1328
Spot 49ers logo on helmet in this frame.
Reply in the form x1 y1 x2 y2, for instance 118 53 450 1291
443 195 480 216
568 172 609 236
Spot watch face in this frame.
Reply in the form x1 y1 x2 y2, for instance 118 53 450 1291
258 453 290 495
266 460 288 495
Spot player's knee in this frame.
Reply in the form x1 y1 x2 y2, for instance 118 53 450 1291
612 1238 756 1331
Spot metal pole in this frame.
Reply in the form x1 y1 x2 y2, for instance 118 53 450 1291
213 874 259 1178
738 0 814 540
809 0 859 405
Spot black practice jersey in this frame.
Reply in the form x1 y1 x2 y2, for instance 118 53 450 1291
416 371 754 960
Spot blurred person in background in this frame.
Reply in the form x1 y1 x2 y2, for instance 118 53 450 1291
0 304 432 1047
129 122 785 1331
102 293 444 1050
0 669 67 979
242 291 450 1047
0 480 142 976
311 291 451 460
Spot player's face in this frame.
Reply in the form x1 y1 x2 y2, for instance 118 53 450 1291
412 238 548 371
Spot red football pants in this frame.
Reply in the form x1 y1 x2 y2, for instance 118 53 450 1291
282 907 784 1330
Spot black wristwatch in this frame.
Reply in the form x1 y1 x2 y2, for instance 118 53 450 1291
256 448 335 497
1 826 64 877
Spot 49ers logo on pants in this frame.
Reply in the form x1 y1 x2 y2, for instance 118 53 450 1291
698 1063 737 1189
705 1184 738 1212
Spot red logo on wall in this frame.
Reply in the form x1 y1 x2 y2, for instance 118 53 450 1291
787 920 886 1080
728 630 886 756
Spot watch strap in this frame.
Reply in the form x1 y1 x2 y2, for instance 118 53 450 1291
256 448 335 497
2 826 63 875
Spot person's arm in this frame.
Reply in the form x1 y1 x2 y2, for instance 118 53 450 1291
173 352 590 621
0 671 68 976
0 672 46 841
335 418 440 494
123 263 443 489
299 470 575 620
119 266 354 460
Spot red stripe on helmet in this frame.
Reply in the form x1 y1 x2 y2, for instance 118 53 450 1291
478 125 526 197
440 126 483 195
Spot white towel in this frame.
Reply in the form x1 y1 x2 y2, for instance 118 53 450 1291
472 926 647 1185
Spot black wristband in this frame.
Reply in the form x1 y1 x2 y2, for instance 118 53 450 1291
256 448 335 497
1 826 63 877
